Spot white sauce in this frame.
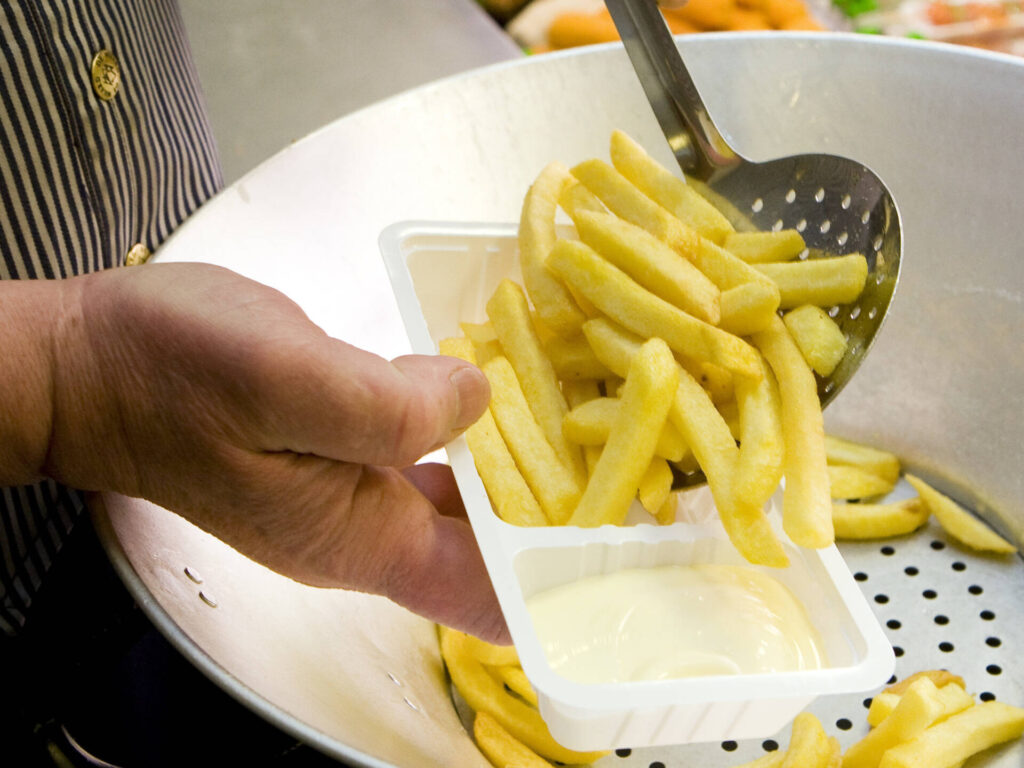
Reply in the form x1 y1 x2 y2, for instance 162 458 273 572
526 564 826 684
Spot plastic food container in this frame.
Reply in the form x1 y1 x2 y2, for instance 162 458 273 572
379 220 895 751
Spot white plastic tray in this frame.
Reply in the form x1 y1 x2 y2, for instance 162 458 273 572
380 220 895 751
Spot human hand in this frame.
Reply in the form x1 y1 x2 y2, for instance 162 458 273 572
45 263 507 642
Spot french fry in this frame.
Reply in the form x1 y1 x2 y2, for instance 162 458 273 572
459 631 521 668
543 332 613 381
441 630 607 765
638 457 674 515
568 338 678 527
583 318 787 566
486 279 586 483
752 315 833 549
731 752 785 768
756 253 869 310
827 737 843 768
828 464 897 500
518 162 588 337
783 304 848 377
571 158 701 258
867 692 904 727
493 665 539 708
608 128 734 244
482 356 582 524
655 491 678 525
571 209 721 324
905 474 1017 553
825 435 901 485
561 379 603 475
558 177 607 218
781 712 833 768
473 712 554 768
440 338 547 527
842 677 948 768
725 229 806 263
563 396 688 463
693 236 780 292
547 238 762 378
884 670 966 697
832 498 929 540
459 321 497 344
868 683 973 730
734 353 785 510
878 701 1024 768
720 280 783 336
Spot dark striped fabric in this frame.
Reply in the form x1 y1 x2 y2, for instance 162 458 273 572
0 0 222 635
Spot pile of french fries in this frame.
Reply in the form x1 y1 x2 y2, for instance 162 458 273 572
442 129 876 567
443 623 1024 768
439 627 608 767
826 434 1017 553
732 670 1024 768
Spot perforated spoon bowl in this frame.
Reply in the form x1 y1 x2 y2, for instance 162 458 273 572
606 0 902 418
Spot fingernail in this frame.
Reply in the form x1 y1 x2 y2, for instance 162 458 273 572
449 365 490 431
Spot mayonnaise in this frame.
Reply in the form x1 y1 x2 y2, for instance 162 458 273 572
525 564 826 684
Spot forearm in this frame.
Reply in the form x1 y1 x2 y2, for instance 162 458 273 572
0 278 68 485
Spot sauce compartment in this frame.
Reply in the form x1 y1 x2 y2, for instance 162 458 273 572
380 221 894 750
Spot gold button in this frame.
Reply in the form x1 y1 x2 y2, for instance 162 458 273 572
125 243 151 266
91 49 120 101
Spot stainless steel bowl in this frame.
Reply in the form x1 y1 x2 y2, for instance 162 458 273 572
95 33 1024 767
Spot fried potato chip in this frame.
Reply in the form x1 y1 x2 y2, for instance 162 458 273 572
906 474 1017 553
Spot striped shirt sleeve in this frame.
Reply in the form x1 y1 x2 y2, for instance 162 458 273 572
0 0 223 635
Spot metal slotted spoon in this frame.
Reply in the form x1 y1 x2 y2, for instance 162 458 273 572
605 0 902 416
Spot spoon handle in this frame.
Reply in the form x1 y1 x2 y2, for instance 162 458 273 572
605 0 740 180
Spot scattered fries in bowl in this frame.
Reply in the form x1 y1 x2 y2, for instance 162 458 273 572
723 670 1024 768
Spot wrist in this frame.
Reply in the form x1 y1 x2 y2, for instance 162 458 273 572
0 277 70 485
